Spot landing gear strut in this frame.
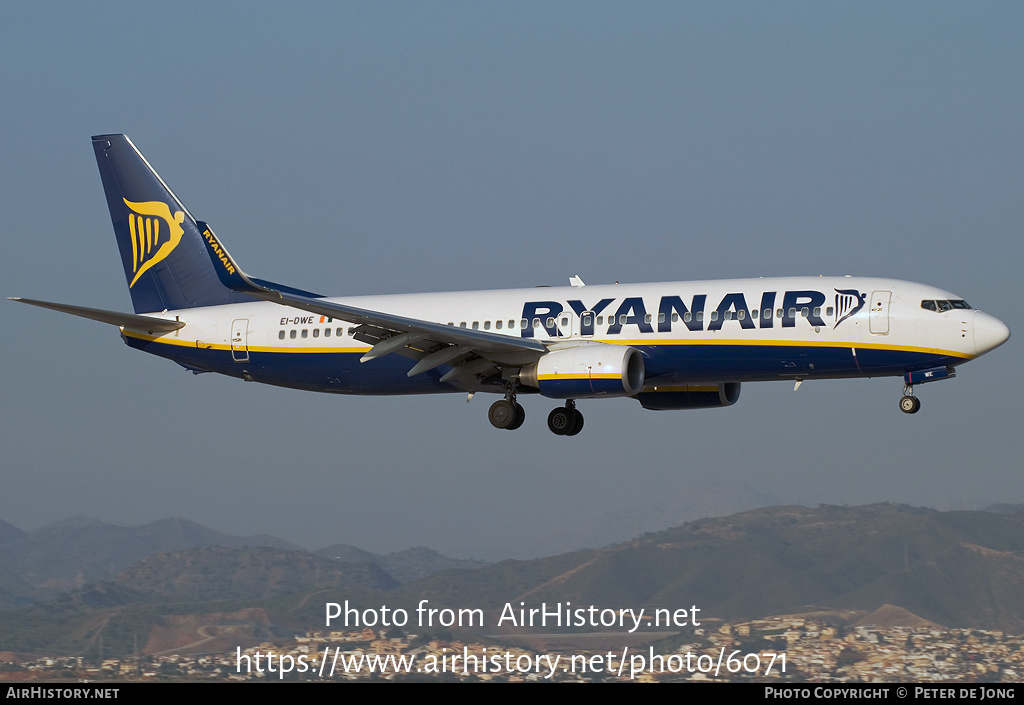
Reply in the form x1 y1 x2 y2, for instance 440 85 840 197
489 383 525 430
547 400 584 436
899 384 921 414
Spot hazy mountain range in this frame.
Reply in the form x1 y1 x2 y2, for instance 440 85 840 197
1 503 1022 659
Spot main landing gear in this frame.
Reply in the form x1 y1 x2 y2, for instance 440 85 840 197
488 385 525 430
899 384 921 414
547 400 584 436
487 392 585 435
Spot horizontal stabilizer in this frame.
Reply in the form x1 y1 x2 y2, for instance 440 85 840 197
9 298 185 332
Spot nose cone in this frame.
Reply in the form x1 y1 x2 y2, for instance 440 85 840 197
974 311 1010 356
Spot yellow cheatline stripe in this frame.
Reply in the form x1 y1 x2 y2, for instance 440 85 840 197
613 337 975 359
123 330 973 360
249 344 370 354
538 373 622 380
122 330 369 354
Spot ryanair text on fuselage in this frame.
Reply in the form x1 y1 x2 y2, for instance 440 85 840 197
519 288 865 338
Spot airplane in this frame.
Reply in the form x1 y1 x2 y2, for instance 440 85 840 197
11 134 1011 436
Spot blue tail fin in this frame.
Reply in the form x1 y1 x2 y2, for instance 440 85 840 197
92 134 254 313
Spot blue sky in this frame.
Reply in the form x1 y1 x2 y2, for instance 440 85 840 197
2 2 1021 559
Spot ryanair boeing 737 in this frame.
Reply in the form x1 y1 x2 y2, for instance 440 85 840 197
11 135 1011 435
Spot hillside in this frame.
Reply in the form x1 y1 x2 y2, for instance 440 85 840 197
2 503 1023 658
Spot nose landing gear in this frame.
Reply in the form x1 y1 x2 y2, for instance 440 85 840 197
899 384 921 414
899 367 956 414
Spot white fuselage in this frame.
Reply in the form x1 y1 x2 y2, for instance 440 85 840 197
121 276 1006 396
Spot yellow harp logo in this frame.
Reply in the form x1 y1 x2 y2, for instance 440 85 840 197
123 198 185 288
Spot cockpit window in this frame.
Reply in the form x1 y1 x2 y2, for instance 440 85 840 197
922 299 972 312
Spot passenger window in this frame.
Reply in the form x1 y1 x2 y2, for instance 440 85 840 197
520 319 527 329
812 307 821 318
460 322 467 328
484 321 491 330
826 307 834 317
777 308 784 318
324 328 331 337
724 311 732 320
509 320 515 329
682 312 690 323
301 329 308 338
658 313 666 323
278 330 285 340
695 311 703 321
764 309 772 319
472 321 479 330
290 330 297 339
534 318 542 329
597 316 603 325
561 317 569 327
337 328 344 336
495 320 502 330
752 309 759 320
672 313 679 323
788 308 796 318
644 314 652 324
711 311 719 321
619 315 627 324
313 328 320 338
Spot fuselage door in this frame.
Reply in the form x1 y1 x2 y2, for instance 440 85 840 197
869 291 891 335
231 318 249 362
574 311 595 339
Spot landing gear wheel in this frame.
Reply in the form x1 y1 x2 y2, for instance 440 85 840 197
547 407 579 436
565 409 584 436
507 403 526 430
489 400 517 429
899 395 921 414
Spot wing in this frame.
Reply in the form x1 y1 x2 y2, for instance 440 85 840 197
197 222 546 384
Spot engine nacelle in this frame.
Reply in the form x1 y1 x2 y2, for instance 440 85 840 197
635 382 741 410
520 344 645 399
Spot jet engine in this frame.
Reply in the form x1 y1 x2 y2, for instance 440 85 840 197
634 382 741 410
519 344 645 399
